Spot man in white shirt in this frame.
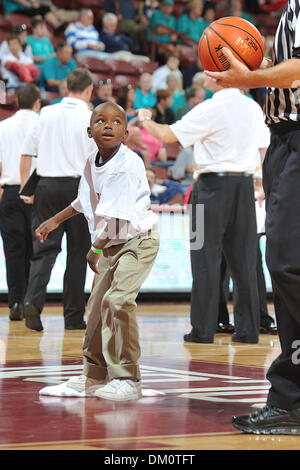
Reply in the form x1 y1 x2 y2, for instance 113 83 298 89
20 68 97 332
137 76 270 344
0 84 41 321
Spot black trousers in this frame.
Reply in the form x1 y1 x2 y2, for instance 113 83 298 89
189 173 260 342
24 177 91 326
0 186 32 308
218 237 273 327
263 126 300 410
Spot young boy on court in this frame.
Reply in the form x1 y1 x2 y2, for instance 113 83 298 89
36 102 159 401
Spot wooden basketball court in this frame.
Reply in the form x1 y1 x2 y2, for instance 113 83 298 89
1 301 299 452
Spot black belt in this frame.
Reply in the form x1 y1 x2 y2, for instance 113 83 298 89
2 184 20 189
270 120 300 136
199 172 252 177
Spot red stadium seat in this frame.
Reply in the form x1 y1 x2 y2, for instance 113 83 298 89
0 15 11 30
0 106 14 120
112 74 139 90
105 59 139 76
130 60 159 75
75 56 112 74
164 142 181 160
5 14 32 29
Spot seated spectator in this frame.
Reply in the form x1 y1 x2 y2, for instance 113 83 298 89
151 54 182 93
100 12 149 62
147 0 179 57
140 119 167 163
146 167 182 204
2 0 67 33
183 56 203 89
154 89 175 125
1 34 39 89
26 18 55 72
0 24 33 61
125 125 152 168
117 85 137 122
169 145 194 193
166 72 186 113
202 1 216 26
51 78 68 104
224 0 256 24
192 72 214 100
65 9 109 61
177 0 207 43
41 42 76 92
134 72 157 109
138 0 159 24
101 0 147 54
175 85 205 120
92 78 116 108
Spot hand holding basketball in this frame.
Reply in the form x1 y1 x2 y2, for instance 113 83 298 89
199 16 264 72
205 47 250 88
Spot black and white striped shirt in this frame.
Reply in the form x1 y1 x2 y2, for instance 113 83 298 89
265 0 300 125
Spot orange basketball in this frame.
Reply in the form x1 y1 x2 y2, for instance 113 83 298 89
198 16 264 72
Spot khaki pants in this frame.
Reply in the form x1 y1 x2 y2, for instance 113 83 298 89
83 228 159 382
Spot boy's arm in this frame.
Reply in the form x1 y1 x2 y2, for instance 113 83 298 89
36 205 79 243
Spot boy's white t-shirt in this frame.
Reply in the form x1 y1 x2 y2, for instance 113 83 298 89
71 144 157 246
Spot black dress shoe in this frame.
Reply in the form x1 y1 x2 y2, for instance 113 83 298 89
183 329 213 344
260 324 278 335
65 321 86 330
231 333 258 344
216 322 235 334
24 302 43 332
232 404 300 435
9 302 23 321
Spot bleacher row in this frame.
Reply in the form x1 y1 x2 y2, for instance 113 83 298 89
0 1 280 205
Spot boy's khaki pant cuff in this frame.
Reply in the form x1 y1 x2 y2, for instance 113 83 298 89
83 359 141 382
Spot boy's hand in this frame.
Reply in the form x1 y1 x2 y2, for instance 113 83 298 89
35 217 59 243
87 249 101 275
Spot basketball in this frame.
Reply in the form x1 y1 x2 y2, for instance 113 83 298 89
198 16 264 72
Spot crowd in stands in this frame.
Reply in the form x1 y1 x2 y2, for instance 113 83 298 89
0 0 282 205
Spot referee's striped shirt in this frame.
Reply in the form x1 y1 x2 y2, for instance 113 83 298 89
265 0 300 125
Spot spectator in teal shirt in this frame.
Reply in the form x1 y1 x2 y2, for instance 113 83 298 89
134 72 157 109
26 18 55 72
177 0 207 43
42 42 77 92
147 0 177 47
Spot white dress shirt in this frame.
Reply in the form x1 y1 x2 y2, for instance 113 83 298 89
170 88 270 179
22 97 97 177
0 109 39 186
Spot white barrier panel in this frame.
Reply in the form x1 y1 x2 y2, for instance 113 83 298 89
0 211 272 294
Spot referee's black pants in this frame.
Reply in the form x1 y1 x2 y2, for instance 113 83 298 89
263 126 300 410
0 186 32 308
189 173 260 343
24 177 91 327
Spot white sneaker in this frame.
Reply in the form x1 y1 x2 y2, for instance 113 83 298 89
94 379 142 401
39 375 106 398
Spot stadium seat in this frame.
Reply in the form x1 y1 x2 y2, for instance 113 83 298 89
5 14 32 29
105 59 139 76
0 107 14 120
112 74 139 90
0 15 11 30
75 56 111 74
130 60 158 75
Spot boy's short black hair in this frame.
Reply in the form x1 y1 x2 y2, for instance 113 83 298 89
31 17 45 29
67 68 93 93
17 84 41 109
